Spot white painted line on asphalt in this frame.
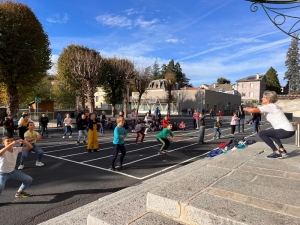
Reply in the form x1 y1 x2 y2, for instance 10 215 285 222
43 153 141 179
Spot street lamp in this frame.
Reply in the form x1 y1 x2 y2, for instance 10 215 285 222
247 0 300 39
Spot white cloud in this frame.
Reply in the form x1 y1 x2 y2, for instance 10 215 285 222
165 38 184 44
46 13 68 23
96 14 132 27
124 8 145 15
134 17 159 28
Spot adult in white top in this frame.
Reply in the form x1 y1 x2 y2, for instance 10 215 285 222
244 90 295 158
0 136 33 197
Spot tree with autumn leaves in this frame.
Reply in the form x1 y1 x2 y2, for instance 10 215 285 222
0 1 52 116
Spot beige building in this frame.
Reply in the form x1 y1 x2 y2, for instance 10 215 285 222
236 74 266 103
131 80 241 115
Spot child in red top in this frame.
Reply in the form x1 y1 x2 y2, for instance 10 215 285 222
218 111 223 121
162 116 170 128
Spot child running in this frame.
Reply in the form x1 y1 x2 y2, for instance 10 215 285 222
110 116 127 171
18 122 44 169
156 123 174 155
87 113 100 152
0 136 33 197
213 116 222 139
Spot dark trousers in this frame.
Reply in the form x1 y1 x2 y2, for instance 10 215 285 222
157 138 170 151
6 129 14 137
198 126 205 144
259 128 295 151
135 131 145 143
41 125 48 135
231 125 236 134
111 144 126 167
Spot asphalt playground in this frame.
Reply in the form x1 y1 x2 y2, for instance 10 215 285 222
0 115 297 225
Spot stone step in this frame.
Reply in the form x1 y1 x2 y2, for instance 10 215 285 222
185 193 300 225
128 212 184 225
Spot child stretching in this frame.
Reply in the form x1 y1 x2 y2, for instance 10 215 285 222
0 136 33 197
156 123 174 155
110 116 127 171
18 122 44 169
135 120 146 144
213 116 222 139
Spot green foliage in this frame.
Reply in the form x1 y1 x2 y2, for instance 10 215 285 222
150 60 162 80
265 67 281 93
161 59 191 88
217 77 231 84
0 1 52 115
285 34 300 92
99 57 124 106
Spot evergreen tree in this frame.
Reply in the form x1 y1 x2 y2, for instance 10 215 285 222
217 77 231 84
285 34 300 93
151 60 163 80
265 67 281 93
161 59 191 88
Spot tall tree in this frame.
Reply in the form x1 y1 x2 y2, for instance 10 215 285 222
217 77 231 84
99 57 124 116
117 58 135 118
161 59 190 88
57 45 86 109
57 45 103 112
71 47 103 113
164 72 177 110
265 67 281 93
150 60 162 80
285 34 300 94
132 66 151 118
0 1 52 116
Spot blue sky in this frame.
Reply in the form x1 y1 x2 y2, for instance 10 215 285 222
16 0 299 86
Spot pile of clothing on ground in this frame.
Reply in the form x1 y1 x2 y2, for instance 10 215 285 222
207 136 256 158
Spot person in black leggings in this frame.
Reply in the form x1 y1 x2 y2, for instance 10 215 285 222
244 91 295 158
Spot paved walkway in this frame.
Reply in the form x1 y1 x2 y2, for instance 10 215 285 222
40 141 300 225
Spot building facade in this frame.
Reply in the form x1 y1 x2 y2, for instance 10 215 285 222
236 74 266 103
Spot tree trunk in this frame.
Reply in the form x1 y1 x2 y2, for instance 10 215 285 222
111 104 115 117
6 84 19 117
123 85 128 118
86 83 95 113
136 97 141 122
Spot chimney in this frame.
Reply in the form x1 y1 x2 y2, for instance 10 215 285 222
256 73 260 79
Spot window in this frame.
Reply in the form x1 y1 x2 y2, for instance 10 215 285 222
250 83 254 88
241 92 246 96
250 92 253 97
95 96 99 102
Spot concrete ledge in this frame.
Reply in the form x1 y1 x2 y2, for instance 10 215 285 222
186 193 300 225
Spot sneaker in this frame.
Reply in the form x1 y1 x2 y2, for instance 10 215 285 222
267 152 282 159
69 136 72 138
158 151 164 155
76 141 79 145
144 132 147 135
280 149 288 156
83 140 86 144
88 149 92 153
62 136 65 138
35 161 44 166
93 149 98 152
213 137 216 140
162 150 169 154
132 130 135 133
18 164 24 170
15 191 31 198
216 137 219 139
110 165 117 171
